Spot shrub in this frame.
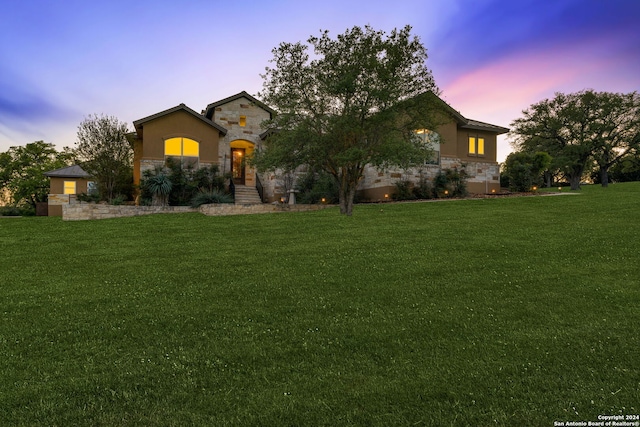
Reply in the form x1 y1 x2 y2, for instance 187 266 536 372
431 168 468 198
296 170 339 204
0 206 23 216
193 165 227 193
504 151 552 192
110 194 126 205
447 167 468 197
140 162 232 206
77 192 101 203
191 190 234 207
141 167 173 206
412 176 432 200
432 171 450 198
392 180 416 201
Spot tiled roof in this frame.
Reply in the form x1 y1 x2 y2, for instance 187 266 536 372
44 165 91 178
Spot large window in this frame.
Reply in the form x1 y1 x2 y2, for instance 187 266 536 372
165 137 199 167
468 136 485 156
63 181 76 195
415 129 440 164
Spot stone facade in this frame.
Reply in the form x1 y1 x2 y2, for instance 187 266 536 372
207 93 273 190
441 157 500 194
62 202 331 221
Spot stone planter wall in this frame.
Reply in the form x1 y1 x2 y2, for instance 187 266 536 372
62 203 332 221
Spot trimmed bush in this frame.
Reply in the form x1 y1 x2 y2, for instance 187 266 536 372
191 190 234 207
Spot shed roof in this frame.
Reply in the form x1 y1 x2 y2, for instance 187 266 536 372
44 165 91 178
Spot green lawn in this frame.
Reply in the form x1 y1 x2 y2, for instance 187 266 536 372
1 184 639 426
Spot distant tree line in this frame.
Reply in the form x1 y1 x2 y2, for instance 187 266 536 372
505 90 640 191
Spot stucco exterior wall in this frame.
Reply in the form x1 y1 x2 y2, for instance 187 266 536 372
49 177 90 195
141 110 221 162
455 129 498 163
47 177 91 216
134 110 222 186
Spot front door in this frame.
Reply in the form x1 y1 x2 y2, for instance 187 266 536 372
231 148 246 185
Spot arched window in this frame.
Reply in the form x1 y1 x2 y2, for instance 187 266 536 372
165 137 199 167
415 129 440 165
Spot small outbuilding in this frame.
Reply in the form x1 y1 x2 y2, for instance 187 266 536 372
44 165 93 216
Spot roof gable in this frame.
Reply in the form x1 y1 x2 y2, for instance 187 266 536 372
203 91 275 120
425 91 509 135
133 103 228 136
44 165 91 178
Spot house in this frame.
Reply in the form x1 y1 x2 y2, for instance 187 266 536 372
130 91 508 203
44 165 93 216
359 94 509 199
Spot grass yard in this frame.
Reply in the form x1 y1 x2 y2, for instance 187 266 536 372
1 183 639 426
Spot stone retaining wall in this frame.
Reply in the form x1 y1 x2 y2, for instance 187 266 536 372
62 203 332 221
199 203 330 216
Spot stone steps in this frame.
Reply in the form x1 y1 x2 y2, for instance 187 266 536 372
234 185 262 205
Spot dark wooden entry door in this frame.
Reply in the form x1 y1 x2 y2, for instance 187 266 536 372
231 148 246 185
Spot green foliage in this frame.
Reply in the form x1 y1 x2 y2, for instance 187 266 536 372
0 141 73 209
192 164 227 193
608 153 640 182
140 161 230 207
295 170 339 204
392 180 416 201
190 190 234 207
432 170 449 198
445 167 468 197
504 151 552 192
164 157 195 206
256 25 439 215
0 206 24 216
510 90 640 190
141 166 172 206
1 183 639 425
431 168 468 198
110 194 126 205
76 192 101 203
412 175 433 199
75 114 133 202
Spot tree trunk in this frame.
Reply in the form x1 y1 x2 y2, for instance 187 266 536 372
569 174 581 191
338 185 356 216
599 166 609 188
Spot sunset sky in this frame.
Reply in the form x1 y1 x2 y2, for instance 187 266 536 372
1 0 638 161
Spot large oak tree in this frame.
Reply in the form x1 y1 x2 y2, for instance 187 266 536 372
510 90 640 190
256 25 440 215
